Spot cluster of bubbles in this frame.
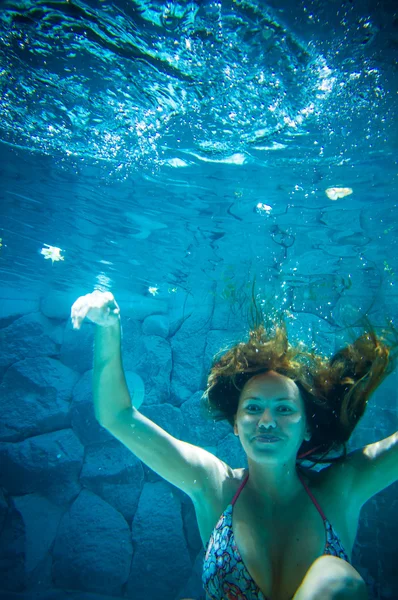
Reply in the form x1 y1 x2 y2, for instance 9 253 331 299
0 0 342 168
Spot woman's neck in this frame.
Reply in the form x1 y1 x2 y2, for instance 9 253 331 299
245 459 304 507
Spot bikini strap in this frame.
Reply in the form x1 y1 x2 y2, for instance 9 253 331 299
231 473 249 506
297 469 327 521
231 470 327 520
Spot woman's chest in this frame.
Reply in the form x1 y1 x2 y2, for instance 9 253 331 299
197 474 357 600
231 500 329 600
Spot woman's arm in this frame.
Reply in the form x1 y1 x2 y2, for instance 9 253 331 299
102 406 226 501
340 431 398 507
94 320 226 501
72 291 227 501
92 319 131 423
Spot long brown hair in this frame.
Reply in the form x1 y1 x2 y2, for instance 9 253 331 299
202 282 398 468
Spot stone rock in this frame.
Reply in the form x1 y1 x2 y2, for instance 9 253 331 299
80 439 144 522
181 497 203 558
141 402 184 439
217 432 247 470
0 501 24 591
167 288 204 338
71 368 173 446
12 494 63 588
40 291 78 320
285 312 335 354
211 298 248 333
70 371 114 446
0 429 83 504
47 323 65 346
175 549 206 600
117 294 168 321
170 315 208 405
210 299 232 331
135 335 172 405
0 488 7 531
126 481 192 600
52 490 132 596
0 313 58 369
0 287 39 323
125 371 145 409
204 329 242 375
142 314 169 338
180 391 230 446
59 321 95 374
119 317 145 372
0 357 79 442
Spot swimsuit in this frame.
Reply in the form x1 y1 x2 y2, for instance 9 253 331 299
202 469 349 600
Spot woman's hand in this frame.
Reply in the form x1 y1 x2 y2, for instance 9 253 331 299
71 290 120 330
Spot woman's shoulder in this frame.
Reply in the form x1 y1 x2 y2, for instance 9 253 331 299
214 465 247 502
298 462 344 497
195 459 349 513
299 461 360 525
305 461 361 553
192 463 246 545
304 459 352 492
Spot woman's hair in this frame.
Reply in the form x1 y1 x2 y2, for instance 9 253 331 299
202 286 398 468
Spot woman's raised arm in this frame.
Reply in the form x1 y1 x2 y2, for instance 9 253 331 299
71 290 226 501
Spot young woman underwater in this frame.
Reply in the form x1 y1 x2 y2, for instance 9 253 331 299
71 289 398 600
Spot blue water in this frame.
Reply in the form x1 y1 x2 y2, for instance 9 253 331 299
0 0 397 599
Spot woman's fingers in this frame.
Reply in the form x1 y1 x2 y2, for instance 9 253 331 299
71 296 89 329
71 291 119 329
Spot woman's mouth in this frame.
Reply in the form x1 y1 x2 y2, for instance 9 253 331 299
255 435 281 443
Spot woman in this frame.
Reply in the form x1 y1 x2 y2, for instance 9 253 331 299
71 290 398 600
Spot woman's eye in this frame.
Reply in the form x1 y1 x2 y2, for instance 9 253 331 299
246 405 292 413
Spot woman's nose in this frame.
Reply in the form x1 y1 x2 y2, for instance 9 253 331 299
258 409 276 427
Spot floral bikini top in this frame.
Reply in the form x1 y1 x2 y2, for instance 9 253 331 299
202 470 349 600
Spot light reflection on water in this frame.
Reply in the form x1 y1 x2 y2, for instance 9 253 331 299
0 0 393 169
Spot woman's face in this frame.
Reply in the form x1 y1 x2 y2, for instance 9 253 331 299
233 370 311 461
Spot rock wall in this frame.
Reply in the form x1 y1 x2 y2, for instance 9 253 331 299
0 289 396 600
